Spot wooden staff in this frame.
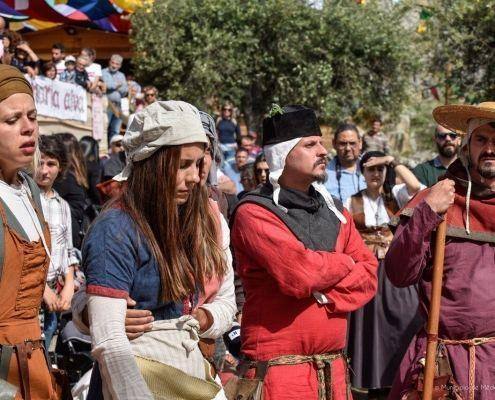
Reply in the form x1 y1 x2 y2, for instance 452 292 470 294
422 218 448 400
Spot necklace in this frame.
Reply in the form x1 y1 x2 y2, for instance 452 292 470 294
366 193 383 226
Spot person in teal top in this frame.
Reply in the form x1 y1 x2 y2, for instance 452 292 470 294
413 124 461 187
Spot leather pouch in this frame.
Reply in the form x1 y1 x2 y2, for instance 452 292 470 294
224 375 263 400
403 345 463 400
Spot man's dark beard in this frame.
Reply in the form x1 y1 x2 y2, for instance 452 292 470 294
476 150 495 179
437 142 458 158
313 159 328 183
478 162 495 179
315 171 328 184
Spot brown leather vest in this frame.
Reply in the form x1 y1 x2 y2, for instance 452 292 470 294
349 190 399 260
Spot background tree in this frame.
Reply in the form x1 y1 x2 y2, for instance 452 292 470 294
397 0 495 155
131 0 418 130
414 0 495 105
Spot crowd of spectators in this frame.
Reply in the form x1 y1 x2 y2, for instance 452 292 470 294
1 12 480 400
0 16 156 143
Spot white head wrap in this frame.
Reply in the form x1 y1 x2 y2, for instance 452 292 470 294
114 100 208 182
264 138 347 223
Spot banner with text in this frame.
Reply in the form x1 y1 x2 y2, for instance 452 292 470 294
30 77 88 122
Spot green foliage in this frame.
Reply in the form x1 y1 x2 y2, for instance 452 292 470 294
268 104 284 117
416 0 495 104
131 0 418 128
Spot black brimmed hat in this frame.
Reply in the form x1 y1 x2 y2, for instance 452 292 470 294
262 105 321 147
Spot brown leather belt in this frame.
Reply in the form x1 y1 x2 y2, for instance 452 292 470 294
0 338 45 400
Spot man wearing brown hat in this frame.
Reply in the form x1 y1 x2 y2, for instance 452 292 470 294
385 102 495 400
229 105 378 400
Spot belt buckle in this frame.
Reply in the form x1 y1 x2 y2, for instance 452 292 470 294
23 338 38 355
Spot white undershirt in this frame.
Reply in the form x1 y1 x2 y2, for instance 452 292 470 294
344 183 426 228
0 178 42 241
86 62 102 83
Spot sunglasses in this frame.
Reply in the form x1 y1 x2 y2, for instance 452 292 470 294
256 168 269 174
113 142 123 147
436 132 458 140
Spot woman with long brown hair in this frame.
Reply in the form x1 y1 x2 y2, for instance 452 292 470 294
53 132 89 248
82 101 235 399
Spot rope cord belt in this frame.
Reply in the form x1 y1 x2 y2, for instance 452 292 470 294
241 351 349 400
438 336 495 400
268 352 346 400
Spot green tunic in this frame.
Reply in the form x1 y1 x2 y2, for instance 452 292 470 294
412 157 447 187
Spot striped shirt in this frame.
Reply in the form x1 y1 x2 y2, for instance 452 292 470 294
41 190 79 281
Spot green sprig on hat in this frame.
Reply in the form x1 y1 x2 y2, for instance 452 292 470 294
268 103 284 117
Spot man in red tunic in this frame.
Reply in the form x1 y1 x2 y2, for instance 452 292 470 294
230 105 378 400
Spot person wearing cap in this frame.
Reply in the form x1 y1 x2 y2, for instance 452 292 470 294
413 124 462 187
58 55 76 84
385 102 495 400
82 101 235 399
229 105 378 400
0 65 60 398
101 134 126 182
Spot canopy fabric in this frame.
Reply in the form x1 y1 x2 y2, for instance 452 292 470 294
9 19 60 31
3 0 150 33
109 0 153 13
4 0 88 23
62 0 119 21
0 2 29 20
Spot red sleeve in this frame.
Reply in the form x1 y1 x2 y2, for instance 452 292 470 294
231 203 355 299
321 208 379 313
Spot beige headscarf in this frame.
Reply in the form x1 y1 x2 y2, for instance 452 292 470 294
114 100 208 182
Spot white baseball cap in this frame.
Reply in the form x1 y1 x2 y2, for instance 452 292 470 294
64 55 76 64
109 134 124 145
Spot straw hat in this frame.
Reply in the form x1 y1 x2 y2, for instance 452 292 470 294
433 102 495 135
